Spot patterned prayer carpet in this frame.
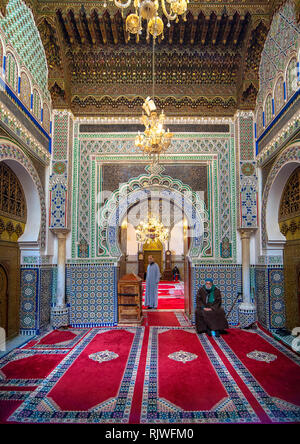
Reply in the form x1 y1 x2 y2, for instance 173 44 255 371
142 281 184 310
0 320 299 424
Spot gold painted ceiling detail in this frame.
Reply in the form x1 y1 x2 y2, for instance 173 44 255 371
0 0 294 116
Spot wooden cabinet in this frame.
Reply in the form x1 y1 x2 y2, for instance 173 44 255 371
117 273 143 324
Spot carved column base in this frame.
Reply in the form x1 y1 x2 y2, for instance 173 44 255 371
51 306 69 329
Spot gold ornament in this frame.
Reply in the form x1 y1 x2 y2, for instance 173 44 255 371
148 17 164 37
140 0 158 20
125 13 141 34
170 0 187 16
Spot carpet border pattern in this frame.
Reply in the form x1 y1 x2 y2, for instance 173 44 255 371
8 327 144 424
140 327 259 424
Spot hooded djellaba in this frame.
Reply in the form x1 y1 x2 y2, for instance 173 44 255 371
195 278 229 337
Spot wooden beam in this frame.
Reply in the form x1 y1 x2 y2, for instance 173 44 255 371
56 10 73 45
190 16 198 45
201 16 210 44
99 14 108 44
232 14 242 45
63 14 74 44
168 22 174 45
179 19 185 44
68 10 81 44
80 9 94 45
122 16 130 44
91 10 103 44
111 15 119 45
222 15 232 45
212 15 221 44
87 15 98 45
75 13 86 44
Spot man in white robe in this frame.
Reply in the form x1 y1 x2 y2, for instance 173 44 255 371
145 255 160 309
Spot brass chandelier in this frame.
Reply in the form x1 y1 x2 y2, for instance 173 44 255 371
134 33 173 169
136 216 169 243
104 0 189 40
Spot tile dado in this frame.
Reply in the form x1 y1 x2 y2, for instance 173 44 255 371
20 267 53 335
254 266 285 330
66 264 118 327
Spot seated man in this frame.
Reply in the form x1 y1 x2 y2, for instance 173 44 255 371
195 278 229 337
172 265 181 282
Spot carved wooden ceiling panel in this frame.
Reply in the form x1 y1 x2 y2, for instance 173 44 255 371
1 0 294 116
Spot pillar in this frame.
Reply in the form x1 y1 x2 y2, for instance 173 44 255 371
238 229 257 327
51 229 70 328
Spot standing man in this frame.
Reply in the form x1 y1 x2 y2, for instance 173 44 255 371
195 278 229 337
145 255 160 309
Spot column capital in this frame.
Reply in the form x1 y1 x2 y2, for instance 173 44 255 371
238 228 256 239
50 228 70 239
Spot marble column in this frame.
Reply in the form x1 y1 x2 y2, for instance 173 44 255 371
51 229 70 328
238 229 257 327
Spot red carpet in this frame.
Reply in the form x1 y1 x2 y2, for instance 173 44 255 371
158 328 228 411
220 328 300 407
48 329 136 411
142 281 184 310
28 330 77 346
1 324 300 424
0 353 65 380
143 311 181 327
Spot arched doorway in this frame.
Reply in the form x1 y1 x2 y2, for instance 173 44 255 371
261 142 300 329
0 140 46 336
99 172 210 319
278 165 300 329
0 161 27 338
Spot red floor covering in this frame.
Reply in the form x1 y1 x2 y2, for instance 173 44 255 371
142 281 184 310
220 328 300 406
0 322 299 424
142 311 182 326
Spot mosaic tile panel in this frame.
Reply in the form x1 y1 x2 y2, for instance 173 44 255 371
66 264 118 327
5 52 18 92
49 182 67 229
39 268 53 331
239 115 254 160
254 266 286 330
20 71 31 109
257 0 300 107
268 268 286 328
255 267 269 328
240 161 258 229
51 113 69 161
0 0 50 101
73 133 237 263
49 112 73 229
20 267 54 335
20 268 38 333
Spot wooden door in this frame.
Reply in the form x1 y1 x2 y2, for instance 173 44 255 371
0 265 8 333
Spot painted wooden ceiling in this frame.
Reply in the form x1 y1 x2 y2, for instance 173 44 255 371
1 0 295 116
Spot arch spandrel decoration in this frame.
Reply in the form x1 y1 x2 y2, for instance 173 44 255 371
261 143 300 248
279 166 300 222
98 173 211 261
0 141 46 249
